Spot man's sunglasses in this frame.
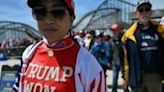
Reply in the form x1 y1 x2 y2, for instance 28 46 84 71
138 7 151 13
32 6 68 20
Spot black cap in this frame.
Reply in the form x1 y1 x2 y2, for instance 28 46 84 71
137 0 152 9
27 0 40 8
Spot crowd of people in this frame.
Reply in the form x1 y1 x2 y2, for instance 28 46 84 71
0 38 32 59
0 38 32 49
72 22 129 92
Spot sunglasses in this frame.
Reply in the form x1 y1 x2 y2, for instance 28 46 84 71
138 7 151 13
32 6 69 20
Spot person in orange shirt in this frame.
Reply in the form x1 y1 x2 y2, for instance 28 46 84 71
13 0 106 92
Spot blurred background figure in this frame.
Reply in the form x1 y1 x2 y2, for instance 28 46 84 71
110 23 129 92
84 30 97 51
74 30 85 47
84 33 93 50
90 32 112 77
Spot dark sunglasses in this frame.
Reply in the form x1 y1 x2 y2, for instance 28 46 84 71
138 7 151 13
32 6 68 20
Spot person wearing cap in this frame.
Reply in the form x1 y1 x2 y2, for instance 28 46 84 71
13 0 106 92
121 0 164 92
109 23 129 92
90 32 112 78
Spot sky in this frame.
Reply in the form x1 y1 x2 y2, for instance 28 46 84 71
0 0 164 29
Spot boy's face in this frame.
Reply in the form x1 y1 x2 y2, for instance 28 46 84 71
32 0 74 44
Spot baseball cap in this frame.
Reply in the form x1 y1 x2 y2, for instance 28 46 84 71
27 0 75 16
110 23 121 32
137 0 152 9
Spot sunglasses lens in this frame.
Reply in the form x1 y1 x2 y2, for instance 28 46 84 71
33 7 46 20
51 7 67 20
138 9 144 13
138 8 150 13
32 6 67 20
145 8 150 12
